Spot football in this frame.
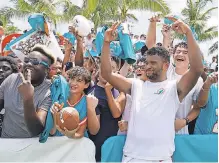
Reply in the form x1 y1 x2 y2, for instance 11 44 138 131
56 107 80 131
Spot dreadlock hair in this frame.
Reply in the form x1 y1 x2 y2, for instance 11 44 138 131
145 47 170 63
173 42 188 54
67 66 91 84
0 56 18 73
32 44 56 65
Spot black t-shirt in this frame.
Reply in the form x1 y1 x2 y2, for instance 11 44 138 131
88 85 120 162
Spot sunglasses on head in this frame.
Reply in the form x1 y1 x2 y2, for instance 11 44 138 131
24 57 49 68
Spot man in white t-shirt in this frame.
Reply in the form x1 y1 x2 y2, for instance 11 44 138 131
100 18 203 162
166 42 203 134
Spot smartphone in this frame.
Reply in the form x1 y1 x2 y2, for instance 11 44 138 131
65 62 73 71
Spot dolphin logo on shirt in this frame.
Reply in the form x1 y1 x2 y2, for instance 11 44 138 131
154 88 165 95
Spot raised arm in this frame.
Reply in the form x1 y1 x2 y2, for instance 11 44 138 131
100 22 132 94
105 83 126 118
86 95 100 135
162 24 171 50
167 17 204 102
72 28 84 67
18 71 49 136
146 15 160 49
197 72 217 107
62 39 73 67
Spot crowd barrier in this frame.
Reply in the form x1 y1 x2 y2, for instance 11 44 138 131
101 135 218 162
0 137 96 162
0 135 217 162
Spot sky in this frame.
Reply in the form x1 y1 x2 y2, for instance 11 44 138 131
0 0 218 61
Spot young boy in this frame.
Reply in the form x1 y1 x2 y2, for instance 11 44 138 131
88 56 121 162
50 66 99 138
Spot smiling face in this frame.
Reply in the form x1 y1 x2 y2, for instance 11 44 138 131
173 46 189 68
135 61 145 77
69 76 89 94
23 51 51 83
145 55 169 81
67 66 91 94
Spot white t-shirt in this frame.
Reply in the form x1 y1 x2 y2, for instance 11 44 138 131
167 64 203 134
123 79 180 160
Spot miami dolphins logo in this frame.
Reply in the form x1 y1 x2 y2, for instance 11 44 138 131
154 88 165 95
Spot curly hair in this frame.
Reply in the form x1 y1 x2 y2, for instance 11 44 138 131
67 66 91 84
173 42 188 54
0 56 18 73
145 47 170 63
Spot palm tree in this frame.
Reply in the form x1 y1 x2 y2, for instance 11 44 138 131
0 15 21 35
209 41 218 54
0 0 70 26
175 0 218 42
81 0 170 28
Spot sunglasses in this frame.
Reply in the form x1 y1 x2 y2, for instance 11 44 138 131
134 65 145 70
24 57 49 68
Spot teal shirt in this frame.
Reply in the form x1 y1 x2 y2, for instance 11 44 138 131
194 84 218 134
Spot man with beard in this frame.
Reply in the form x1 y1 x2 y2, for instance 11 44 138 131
101 17 203 162
146 15 204 135
0 56 19 136
0 45 55 138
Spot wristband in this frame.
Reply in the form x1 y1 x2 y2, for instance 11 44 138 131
184 118 190 125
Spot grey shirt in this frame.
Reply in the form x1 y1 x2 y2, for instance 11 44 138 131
0 73 52 138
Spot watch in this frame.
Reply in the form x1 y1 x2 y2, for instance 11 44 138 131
184 118 190 125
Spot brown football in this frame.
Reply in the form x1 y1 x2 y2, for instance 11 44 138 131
56 107 80 131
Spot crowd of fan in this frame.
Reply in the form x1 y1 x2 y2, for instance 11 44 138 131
0 15 218 162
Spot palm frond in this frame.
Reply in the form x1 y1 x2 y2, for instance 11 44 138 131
128 0 170 15
208 41 218 54
198 30 218 42
126 13 138 21
199 7 218 20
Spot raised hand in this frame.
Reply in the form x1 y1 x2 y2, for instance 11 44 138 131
86 94 99 111
206 72 218 86
18 70 34 101
165 16 190 35
64 39 73 52
70 26 83 42
161 24 171 37
148 14 161 22
104 22 121 43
